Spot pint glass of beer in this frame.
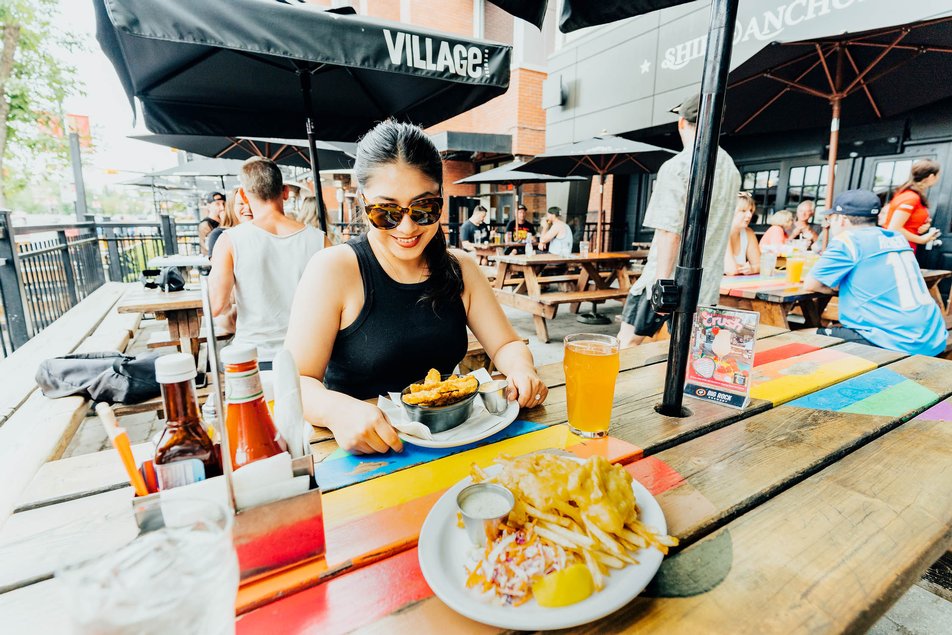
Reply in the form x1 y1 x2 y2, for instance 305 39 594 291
563 333 620 438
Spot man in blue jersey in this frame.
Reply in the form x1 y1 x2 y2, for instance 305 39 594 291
803 189 947 356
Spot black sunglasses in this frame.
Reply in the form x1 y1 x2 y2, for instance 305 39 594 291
361 195 443 230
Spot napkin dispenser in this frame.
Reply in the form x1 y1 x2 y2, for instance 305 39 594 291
132 454 326 581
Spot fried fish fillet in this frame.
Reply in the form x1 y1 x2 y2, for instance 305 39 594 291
403 371 478 406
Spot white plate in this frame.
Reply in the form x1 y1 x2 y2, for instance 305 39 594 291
418 461 667 631
398 400 519 449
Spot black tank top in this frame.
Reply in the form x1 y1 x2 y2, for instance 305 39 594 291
323 235 468 400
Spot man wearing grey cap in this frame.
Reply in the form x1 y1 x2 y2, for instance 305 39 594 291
804 189 946 356
618 92 741 347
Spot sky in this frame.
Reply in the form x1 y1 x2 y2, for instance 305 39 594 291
57 1 181 188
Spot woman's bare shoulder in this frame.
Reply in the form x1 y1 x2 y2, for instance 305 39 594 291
302 243 360 285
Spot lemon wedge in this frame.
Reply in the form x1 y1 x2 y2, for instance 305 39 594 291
531 564 594 607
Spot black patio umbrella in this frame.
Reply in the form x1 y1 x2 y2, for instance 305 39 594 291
515 136 674 254
120 176 197 216
146 158 248 190
726 15 952 210
487 0 739 416
455 160 585 213
130 134 356 171
94 0 511 232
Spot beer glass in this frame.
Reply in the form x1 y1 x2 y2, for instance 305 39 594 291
786 256 805 283
563 333 620 438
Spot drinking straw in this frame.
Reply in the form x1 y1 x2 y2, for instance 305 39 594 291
95 402 150 497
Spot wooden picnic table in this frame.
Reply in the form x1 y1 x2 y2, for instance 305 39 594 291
491 251 637 343
469 241 526 265
3 324 952 633
116 286 204 356
720 268 951 328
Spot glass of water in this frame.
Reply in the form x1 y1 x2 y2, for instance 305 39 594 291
57 497 238 635
760 250 777 278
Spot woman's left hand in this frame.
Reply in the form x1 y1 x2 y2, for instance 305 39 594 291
507 369 548 408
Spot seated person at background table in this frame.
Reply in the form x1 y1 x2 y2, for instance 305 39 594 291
460 205 489 252
723 192 760 276
537 206 574 257
789 200 819 246
506 204 535 239
208 187 253 335
198 191 225 255
285 120 548 455
207 186 253 257
803 189 946 357
617 92 741 348
882 159 942 252
209 158 324 367
758 209 794 251
296 195 341 246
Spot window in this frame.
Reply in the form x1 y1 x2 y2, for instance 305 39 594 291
787 164 832 212
872 159 914 206
741 168 779 223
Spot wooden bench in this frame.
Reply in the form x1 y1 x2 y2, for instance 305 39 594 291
0 282 134 527
146 328 230 350
493 287 629 342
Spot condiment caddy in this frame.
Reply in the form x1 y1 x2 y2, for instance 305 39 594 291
121 278 327 581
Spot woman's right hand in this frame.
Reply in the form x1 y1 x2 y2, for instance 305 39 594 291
325 396 403 455
918 221 933 234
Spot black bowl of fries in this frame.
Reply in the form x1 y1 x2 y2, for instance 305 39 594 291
401 370 478 433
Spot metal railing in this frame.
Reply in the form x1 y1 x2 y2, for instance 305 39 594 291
0 211 107 354
0 210 200 356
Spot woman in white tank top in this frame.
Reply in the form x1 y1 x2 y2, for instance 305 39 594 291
723 192 760 276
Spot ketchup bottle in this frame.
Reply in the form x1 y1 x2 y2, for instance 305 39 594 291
154 353 222 490
220 344 286 470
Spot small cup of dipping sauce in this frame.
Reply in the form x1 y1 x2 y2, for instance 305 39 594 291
456 483 515 546
478 380 509 415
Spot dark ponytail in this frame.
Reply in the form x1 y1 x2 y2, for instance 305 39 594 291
354 120 463 311
897 159 941 208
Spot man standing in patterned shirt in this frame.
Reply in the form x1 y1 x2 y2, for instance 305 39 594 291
617 93 741 347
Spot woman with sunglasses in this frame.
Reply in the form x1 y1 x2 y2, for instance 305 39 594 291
286 120 548 455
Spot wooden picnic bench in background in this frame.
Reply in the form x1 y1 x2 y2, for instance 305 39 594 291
117 287 204 356
720 269 951 329
491 252 636 342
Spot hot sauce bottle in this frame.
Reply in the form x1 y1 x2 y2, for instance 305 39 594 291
153 353 222 490
220 344 287 469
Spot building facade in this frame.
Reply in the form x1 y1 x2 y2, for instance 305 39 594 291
543 0 952 270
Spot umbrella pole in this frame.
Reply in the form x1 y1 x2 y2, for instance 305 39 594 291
657 0 739 417
824 97 841 210
298 71 329 234
596 173 606 253
824 48 845 210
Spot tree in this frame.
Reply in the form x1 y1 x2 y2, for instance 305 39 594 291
0 0 84 207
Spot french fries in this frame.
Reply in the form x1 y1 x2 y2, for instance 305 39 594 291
470 453 679 593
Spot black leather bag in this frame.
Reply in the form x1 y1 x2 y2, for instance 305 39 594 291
140 267 186 292
36 352 162 404
632 291 668 337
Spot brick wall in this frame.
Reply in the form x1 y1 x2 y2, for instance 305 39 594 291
443 160 476 198
405 0 474 36
428 68 546 157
